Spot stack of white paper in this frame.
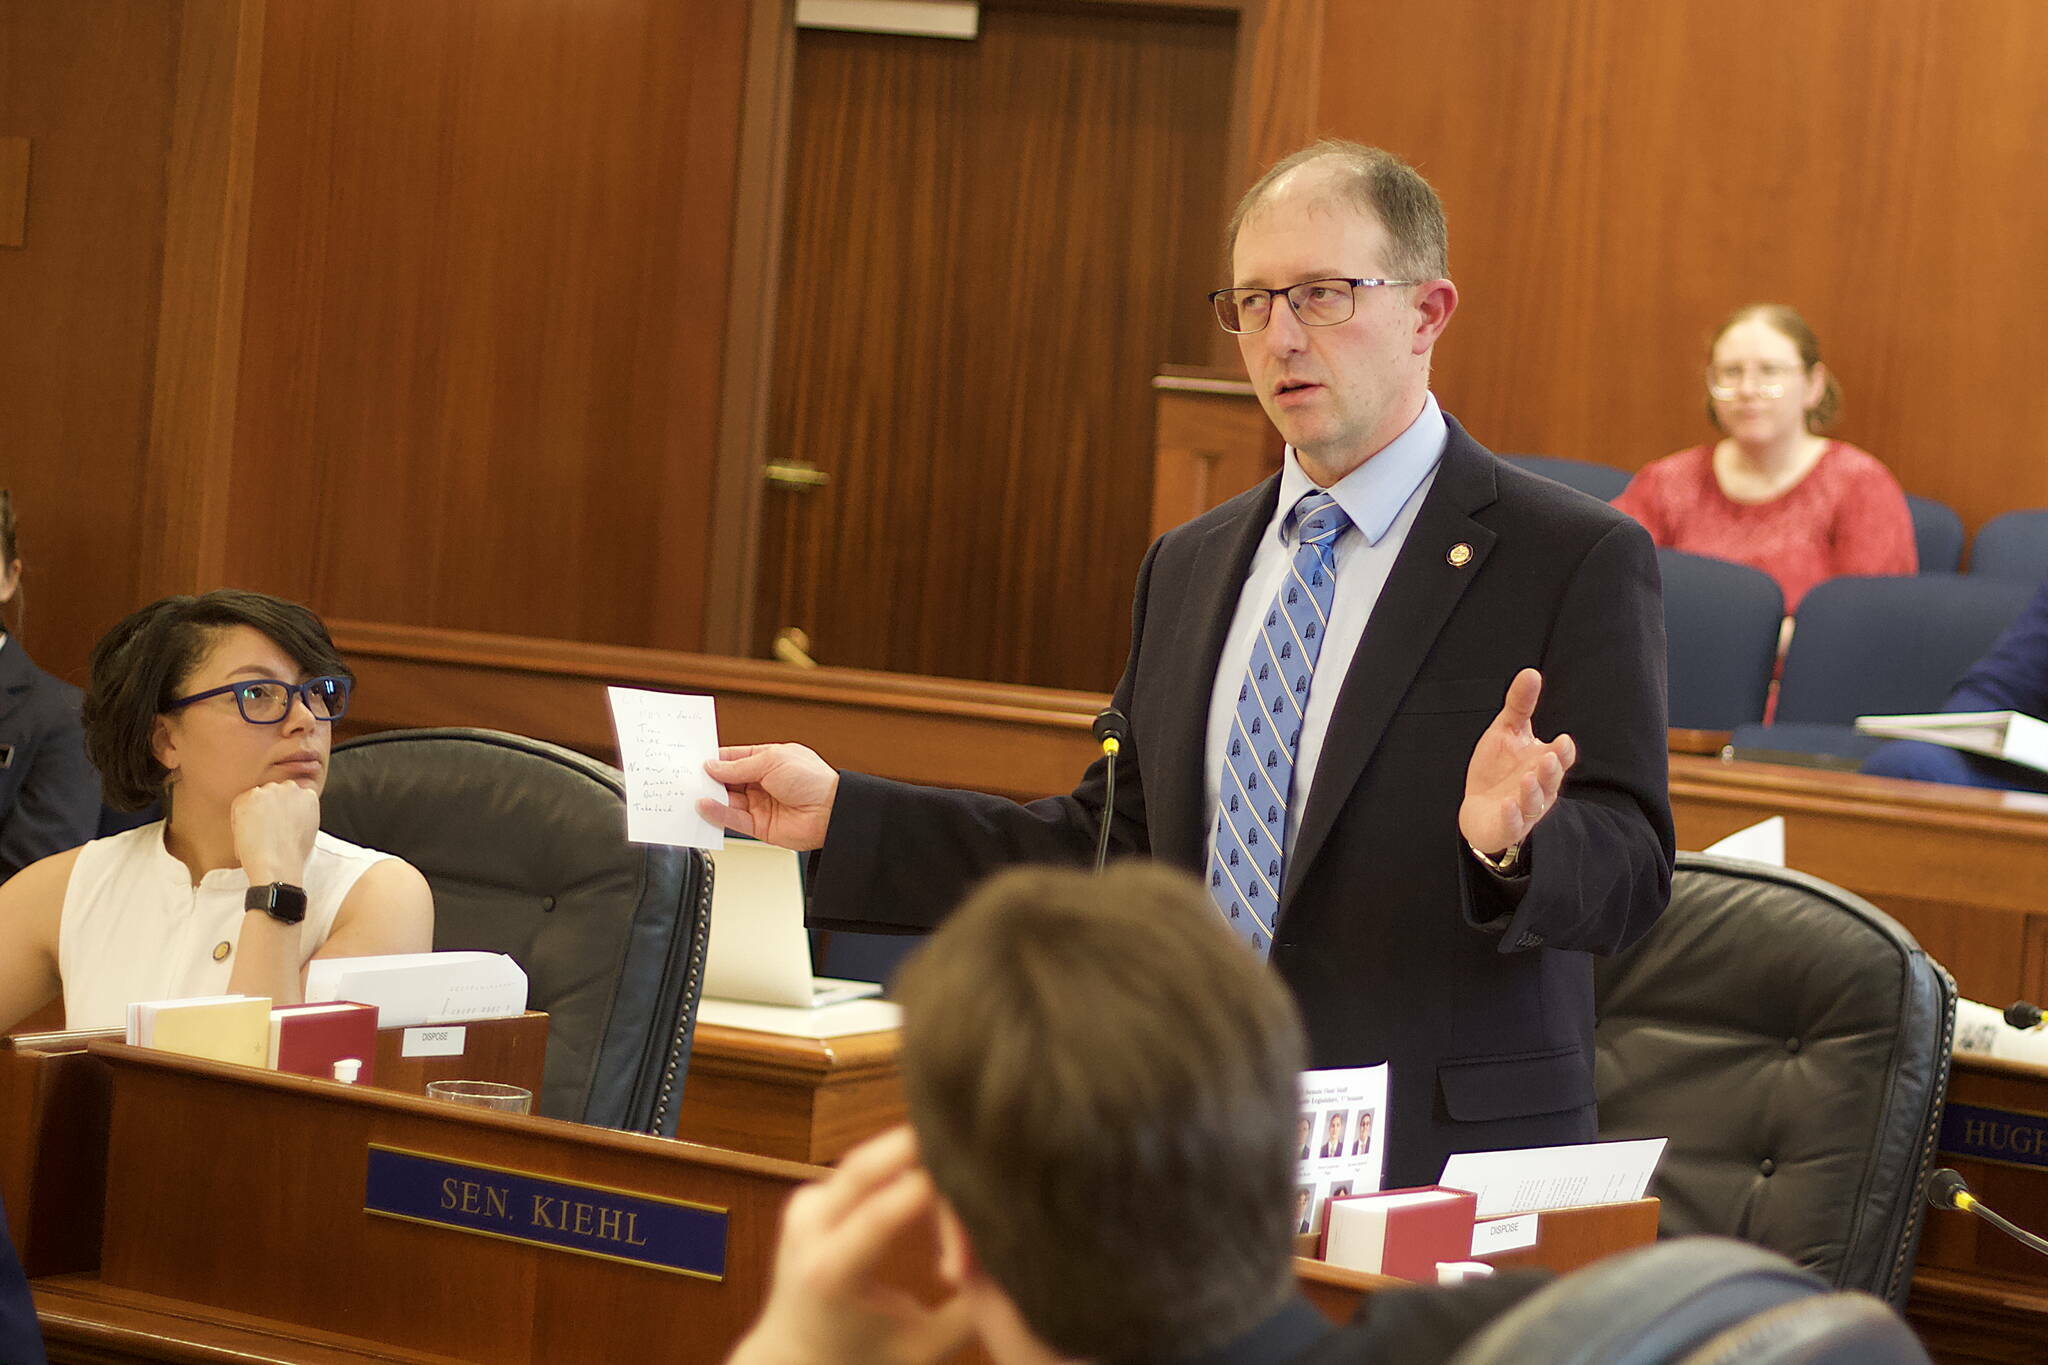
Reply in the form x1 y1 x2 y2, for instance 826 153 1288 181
1855 710 2048 774
304 951 528 1029
1437 1138 1666 1218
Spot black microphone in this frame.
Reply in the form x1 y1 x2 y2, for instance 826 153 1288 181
1926 1167 2048 1259
1091 708 1128 874
2005 1001 2045 1030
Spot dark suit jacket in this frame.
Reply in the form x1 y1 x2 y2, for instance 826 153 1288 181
0 1194 47 1365
812 418 1674 1185
0 641 98 883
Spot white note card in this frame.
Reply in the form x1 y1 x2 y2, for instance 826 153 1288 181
607 686 727 849
1438 1137 1666 1219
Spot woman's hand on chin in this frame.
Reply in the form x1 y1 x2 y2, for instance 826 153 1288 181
232 781 320 885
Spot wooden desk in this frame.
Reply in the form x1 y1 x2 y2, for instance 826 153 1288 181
1669 755 2048 1007
676 1024 905 1165
2 1014 548 1281
32 1042 840 1364
1909 1054 2048 1364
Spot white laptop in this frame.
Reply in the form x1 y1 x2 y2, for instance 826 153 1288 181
703 840 884 1008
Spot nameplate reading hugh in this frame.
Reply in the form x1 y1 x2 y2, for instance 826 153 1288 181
1939 1102 2048 1173
363 1145 727 1279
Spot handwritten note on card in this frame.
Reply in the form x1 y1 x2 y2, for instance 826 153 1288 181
606 687 727 849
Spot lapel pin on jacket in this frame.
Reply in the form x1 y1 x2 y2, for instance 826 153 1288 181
1447 543 1474 568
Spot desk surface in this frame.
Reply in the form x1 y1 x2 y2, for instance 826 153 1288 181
1670 754 2048 1005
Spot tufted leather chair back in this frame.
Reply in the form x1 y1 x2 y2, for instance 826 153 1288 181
1449 1239 1926 1365
323 728 712 1135
1594 854 1954 1305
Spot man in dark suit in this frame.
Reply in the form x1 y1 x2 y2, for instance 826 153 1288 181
705 139 1673 1187
0 633 99 882
0 1194 48 1365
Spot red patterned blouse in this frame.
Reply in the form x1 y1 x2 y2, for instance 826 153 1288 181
1612 441 1917 612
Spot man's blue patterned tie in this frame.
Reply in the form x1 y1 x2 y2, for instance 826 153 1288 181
1207 490 1351 958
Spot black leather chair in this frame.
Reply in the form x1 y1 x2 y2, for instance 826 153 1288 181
1675 1292 1930 1364
1593 854 1955 1305
1449 1239 1826 1365
323 728 713 1136
1448 1239 1926 1365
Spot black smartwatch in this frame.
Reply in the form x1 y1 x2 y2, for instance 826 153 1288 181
245 882 309 925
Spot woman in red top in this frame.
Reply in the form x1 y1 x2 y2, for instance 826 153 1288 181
1614 304 1916 612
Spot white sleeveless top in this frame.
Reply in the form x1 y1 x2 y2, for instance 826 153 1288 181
58 820 394 1029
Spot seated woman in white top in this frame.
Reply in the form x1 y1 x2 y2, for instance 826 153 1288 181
0 590 432 1032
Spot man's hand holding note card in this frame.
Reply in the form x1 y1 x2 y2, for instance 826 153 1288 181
607 687 728 849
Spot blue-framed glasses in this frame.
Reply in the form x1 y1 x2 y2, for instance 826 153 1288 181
167 676 352 724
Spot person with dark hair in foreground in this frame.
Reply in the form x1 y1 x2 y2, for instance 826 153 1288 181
0 590 432 1032
707 138 1673 1188
0 488 99 883
726 864 1544 1365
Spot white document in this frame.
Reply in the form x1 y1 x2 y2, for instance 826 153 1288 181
1954 998 2048 1066
1854 710 2048 775
304 951 528 1029
692 997 904 1038
1703 816 1785 866
1294 1064 1390 1234
607 686 727 849
1438 1137 1666 1218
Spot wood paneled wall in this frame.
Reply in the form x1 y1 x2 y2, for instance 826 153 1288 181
753 4 1236 691
7 0 754 686
1315 0 2048 533
0 1 183 682
226 0 749 650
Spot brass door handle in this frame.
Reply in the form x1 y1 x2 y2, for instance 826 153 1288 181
773 627 818 668
763 461 832 492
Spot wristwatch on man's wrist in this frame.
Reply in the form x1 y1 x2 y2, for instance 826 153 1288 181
245 882 309 925
1468 841 1523 876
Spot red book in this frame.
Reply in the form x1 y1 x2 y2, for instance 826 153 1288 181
268 1001 380 1083
1321 1185 1478 1281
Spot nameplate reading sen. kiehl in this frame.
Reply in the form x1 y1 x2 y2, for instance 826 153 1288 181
363 1145 728 1279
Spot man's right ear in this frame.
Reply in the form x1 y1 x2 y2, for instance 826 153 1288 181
934 1197 981 1291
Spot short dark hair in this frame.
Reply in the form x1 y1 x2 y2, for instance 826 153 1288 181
82 590 350 810
1707 303 1843 433
1226 138 1449 281
893 863 1305 1361
0 489 18 638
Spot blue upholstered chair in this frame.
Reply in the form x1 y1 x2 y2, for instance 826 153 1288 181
1658 549 1783 731
1730 575 2034 761
1904 494 1964 574
1968 509 2048 584
1501 454 1633 501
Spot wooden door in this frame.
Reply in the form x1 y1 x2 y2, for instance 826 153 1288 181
752 2 1236 692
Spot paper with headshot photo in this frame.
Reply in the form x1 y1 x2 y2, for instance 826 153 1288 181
1295 1063 1389 1232
607 686 727 849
